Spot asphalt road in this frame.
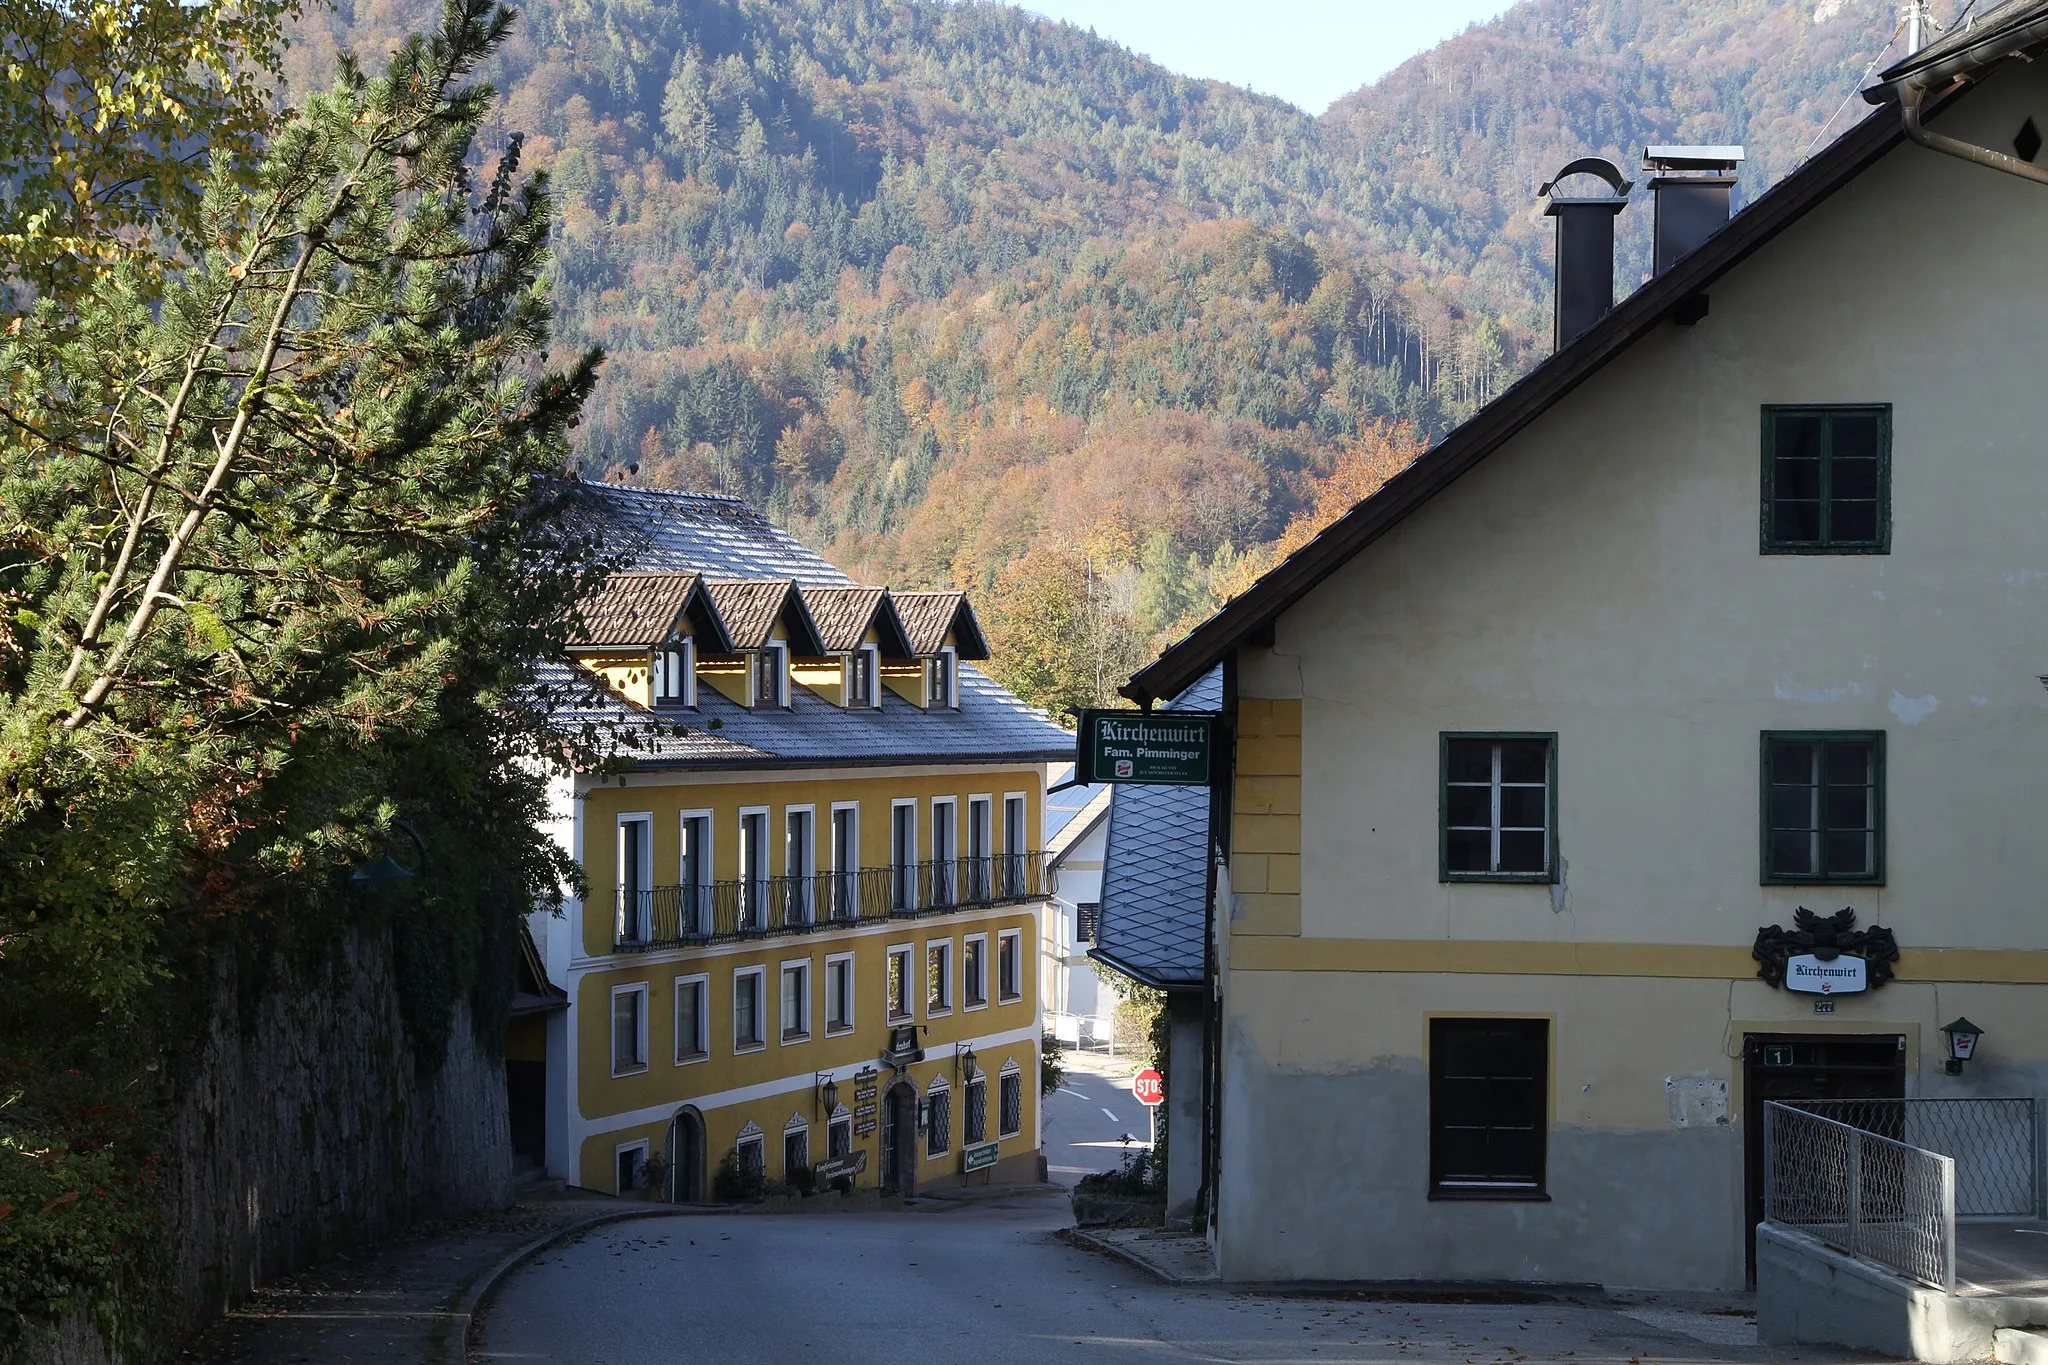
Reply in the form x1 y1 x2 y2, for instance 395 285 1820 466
471 1196 1875 1365
1042 1064 1151 1185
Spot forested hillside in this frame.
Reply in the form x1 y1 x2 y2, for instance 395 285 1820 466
285 0 1902 709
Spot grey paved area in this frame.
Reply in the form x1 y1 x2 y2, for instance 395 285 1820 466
1072 1224 1218 1282
1043 1063 1150 1186
1958 1221 2048 1295
471 1193 1886 1364
183 1190 631 1363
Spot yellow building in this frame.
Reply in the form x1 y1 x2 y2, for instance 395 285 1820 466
530 484 1070 1199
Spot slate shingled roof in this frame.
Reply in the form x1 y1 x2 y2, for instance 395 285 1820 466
1090 668 1220 991
548 483 1072 770
567 572 699 649
892 590 990 659
705 579 802 650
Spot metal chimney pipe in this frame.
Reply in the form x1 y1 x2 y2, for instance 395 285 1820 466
1903 0 1931 55
1540 157 1632 350
1643 146 1744 275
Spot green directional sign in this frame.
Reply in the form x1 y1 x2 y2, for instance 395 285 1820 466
963 1141 1000 1173
1077 710 1219 786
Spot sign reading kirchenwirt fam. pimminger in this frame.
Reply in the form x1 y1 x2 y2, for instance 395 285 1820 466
1076 709 1220 785
1752 907 1900 993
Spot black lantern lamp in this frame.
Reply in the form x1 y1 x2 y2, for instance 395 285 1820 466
820 1073 840 1112
350 819 427 886
1941 1017 1984 1075
959 1045 977 1083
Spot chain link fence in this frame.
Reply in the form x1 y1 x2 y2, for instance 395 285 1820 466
1765 1101 1957 1290
1786 1098 2039 1218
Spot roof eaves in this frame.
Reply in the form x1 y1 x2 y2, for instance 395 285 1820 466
1086 945 1201 994
1122 103 1915 706
1868 1 2048 100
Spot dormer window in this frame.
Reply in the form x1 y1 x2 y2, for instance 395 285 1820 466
751 641 789 708
926 647 957 710
846 645 880 709
653 640 695 707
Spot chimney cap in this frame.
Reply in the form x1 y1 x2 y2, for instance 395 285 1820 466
1643 145 1745 173
1539 156 1633 201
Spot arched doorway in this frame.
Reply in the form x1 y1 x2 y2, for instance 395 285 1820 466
665 1106 705 1203
881 1081 917 1197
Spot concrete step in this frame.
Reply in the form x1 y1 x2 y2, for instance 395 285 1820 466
1997 1328 2048 1365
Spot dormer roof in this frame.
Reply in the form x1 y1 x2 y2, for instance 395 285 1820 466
704 579 824 654
891 591 990 659
800 586 914 656
568 571 727 650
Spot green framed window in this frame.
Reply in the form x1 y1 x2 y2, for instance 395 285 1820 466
1440 734 1557 883
1761 405 1890 553
1761 731 1885 884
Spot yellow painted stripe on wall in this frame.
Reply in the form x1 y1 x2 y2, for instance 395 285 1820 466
1229 936 2048 984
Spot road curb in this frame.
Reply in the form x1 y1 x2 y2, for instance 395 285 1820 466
1057 1225 1190 1284
440 1206 701 1365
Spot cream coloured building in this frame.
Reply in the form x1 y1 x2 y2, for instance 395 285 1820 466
1125 44 2048 1291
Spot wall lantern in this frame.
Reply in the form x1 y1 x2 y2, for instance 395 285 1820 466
816 1073 840 1114
959 1046 977 1083
1941 1017 1984 1075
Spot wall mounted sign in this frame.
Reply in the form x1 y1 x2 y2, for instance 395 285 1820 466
962 1141 1000 1173
1753 907 1898 992
1076 710 1220 785
815 1150 868 1183
884 1024 924 1067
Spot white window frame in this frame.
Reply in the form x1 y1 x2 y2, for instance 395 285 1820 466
678 809 714 938
610 981 649 1076
929 796 958 907
674 972 709 1065
890 798 919 911
735 1121 765 1178
782 1113 810 1180
1002 791 1028 898
738 805 772 932
616 812 654 945
924 937 953 1018
998 1059 1024 1139
830 801 860 922
779 958 811 1043
752 640 789 708
653 637 696 706
962 931 989 1011
996 927 1024 1004
845 643 881 709
925 1075 952 1157
926 646 958 709
967 794 992 902
827 1105 854 1160
824 950 856 1035
732 965 767 1053
886 943 914 1023
964 1073 988 1145
784 804 816 926
614 1138 650 1194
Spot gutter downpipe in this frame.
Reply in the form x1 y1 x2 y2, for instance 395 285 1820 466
1899 78 2048 187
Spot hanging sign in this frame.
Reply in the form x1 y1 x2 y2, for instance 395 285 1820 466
1076 710 1220 786
963 1141 1000 1173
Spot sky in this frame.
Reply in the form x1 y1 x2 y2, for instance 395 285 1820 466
1016 0 1519 115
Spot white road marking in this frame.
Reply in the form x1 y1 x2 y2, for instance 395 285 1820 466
1101 1108 1121 1122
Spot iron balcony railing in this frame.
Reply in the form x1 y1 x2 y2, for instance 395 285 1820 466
613 852 1051 951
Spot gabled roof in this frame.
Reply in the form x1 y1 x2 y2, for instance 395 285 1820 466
1124 81 1972 707
1090 669 1219 992
568 571 728 650
800 586 914 656
704 579 823 654
566 481 854 586
892 590 991 659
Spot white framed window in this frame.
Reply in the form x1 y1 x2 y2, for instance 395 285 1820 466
962 932 988 1010
925 938 952 1017
925 1076 952 1157
926 646 958 709
890 799 918 911
825 951 855 1034
653 638 695 706
674 973 709 1064
1002 792 1028 898
735 1121 765 1179
886 944 914 1022
610 982 648 1076
751 640 789 708
732 966 766 1052
779 959 810 1042
615 812 654 945
967 794 992 902
999 1059 1024 1139
784 805 815 926
678 810 713 938
845 644 880 709
964 1073 987 1145
615 1138 650 1194
739 807 771 932
929 797 957 907
783 1112 810 1180
830 802 860 922
996 928 1023 1004
827 1105 854 1160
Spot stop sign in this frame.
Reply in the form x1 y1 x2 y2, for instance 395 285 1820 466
1131 1067 1164 1107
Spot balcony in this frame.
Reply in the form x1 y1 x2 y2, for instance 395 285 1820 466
613 853 1051 952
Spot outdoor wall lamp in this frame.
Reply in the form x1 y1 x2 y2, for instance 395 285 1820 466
815 1072 839 1115
959 1045 977 1082
1941 1017 1984 1075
